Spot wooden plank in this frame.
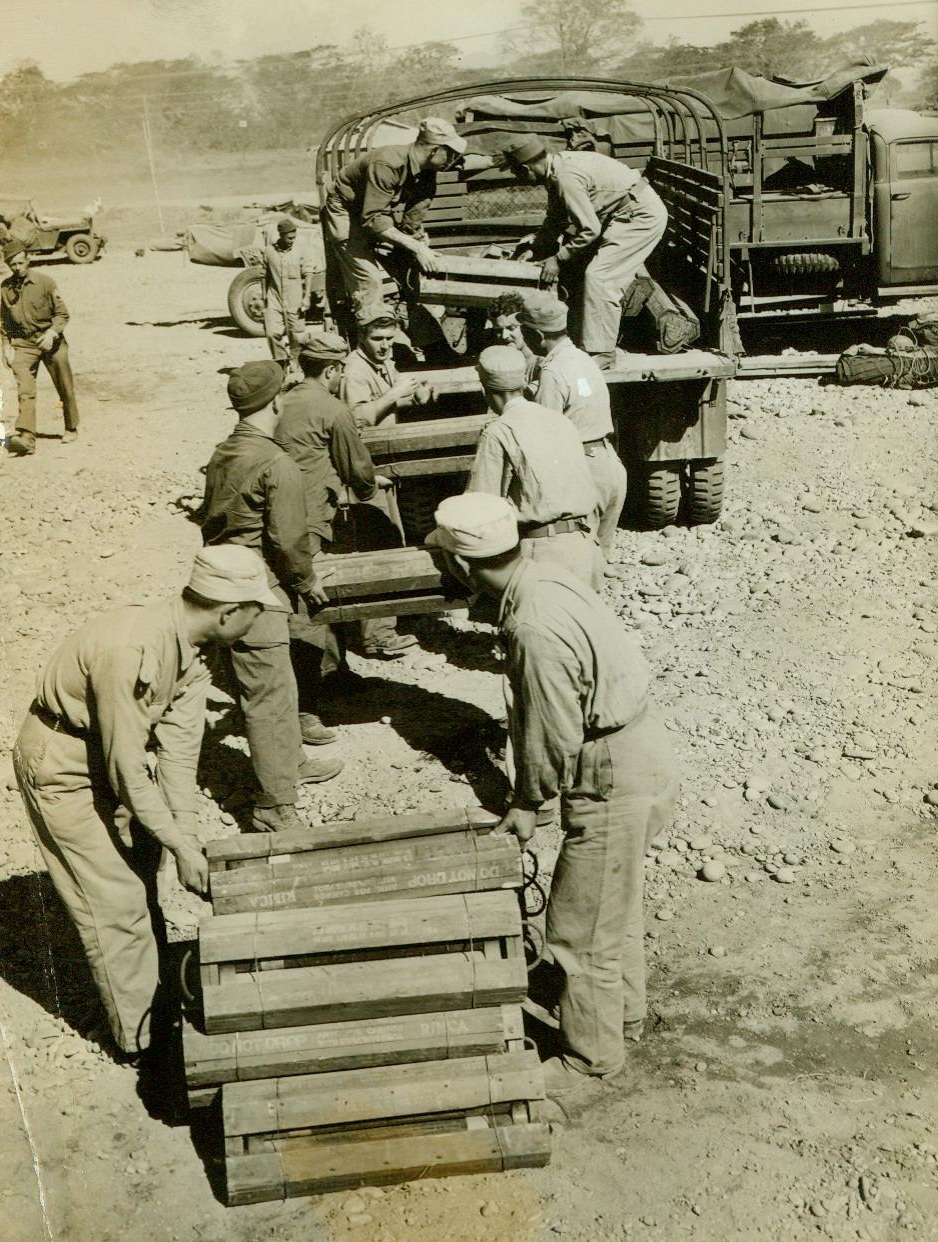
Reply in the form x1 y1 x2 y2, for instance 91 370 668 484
316 594 467 624
361 413 492 456
376 456 476 479
203 951 528 1034
223 1049 543 1136
434 254 540 282
185 1005 524 1087
418 278 536 308
226 1121 551 1203
201 890 522 966
207 806 498 870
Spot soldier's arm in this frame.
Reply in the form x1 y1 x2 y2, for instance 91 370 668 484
465 426 511 499
152 661 212 841
533 366 567 413
263 455 321 597
554 173 602 260
49 283 69 336
331 410 377 501
508 625 584 808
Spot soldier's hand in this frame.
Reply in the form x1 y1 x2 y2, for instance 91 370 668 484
540 256 560 287
304 567 334 608
414 244 439 274
413 381 433 406
374 474 394 490
37 329 57 353
392 374 421 402
495 806 538 845
1 343 13 369
175 844 209 896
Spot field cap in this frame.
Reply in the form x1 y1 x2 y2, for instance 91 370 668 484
277 216 297 236
477 344 527 391
299 331 349 363
3 238 27 261
427 493 519 558
189 545 281 608
521 291 568 333
418 117 468 155
355 298 397 329
502 136 547 167
227 360 283 416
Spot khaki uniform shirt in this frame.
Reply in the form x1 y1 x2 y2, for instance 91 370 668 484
327 143 436 239
33 596 211 849
498 560 650 806
1 270 69 343
466 395 598 527
533 151 644 263
340 347 398 428
532 337 613 442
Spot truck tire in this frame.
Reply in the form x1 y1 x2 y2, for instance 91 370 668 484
771 252 841 277
65 233 99 263
396 476 460 545
640 465 682 529
227 267 266 337
685 459 724 525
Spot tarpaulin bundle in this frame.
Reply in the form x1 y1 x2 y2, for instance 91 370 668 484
835 346 938 389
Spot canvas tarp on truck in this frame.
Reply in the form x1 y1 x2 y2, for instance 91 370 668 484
457 62 888 151
186 216 325 270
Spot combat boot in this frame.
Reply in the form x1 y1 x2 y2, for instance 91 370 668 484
298 753 344 784
252 804 305 833
8 431 36 455
299 713 336 745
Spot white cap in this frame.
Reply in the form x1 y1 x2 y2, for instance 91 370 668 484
426 493 520 558
418 117 468 155
189 545 281 608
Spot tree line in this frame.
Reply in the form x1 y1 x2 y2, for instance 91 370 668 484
1 10 935 166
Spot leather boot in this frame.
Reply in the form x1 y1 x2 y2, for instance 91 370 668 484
299 713 336 745
252 804 305 833
298 753 344 784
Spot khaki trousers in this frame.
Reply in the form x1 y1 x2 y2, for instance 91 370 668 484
224 608 301 808
585 439 629 560
11 337 79 435
546 708 679 1077
576 191 668 354
13 713 163 1054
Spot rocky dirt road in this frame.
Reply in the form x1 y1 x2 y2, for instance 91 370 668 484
0 249 936 1242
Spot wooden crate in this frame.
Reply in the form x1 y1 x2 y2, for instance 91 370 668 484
223 1050 550 1203
208 829 522 916
419 254 541 309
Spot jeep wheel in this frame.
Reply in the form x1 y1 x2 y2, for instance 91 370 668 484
65 233 98 264
227 267 266 337
639 464 682 529
685 459 724 525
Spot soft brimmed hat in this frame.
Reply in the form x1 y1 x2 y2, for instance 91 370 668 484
277 216 297 237
189 545 281 608
521 291 568 333
354 299 397 329
477 345 527 392
426 493 520 559
227 360 283 415
418 117 468 155
3 238 27 261
298 331 349 364
502 136 547 167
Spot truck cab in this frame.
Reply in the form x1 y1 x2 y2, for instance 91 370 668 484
867 110 938 292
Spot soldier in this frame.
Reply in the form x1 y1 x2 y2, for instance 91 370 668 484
520 292 628 560
340 300 431 430
200 361 343 833
1 238 80 455
427 493 679 1092
502 138 668 369
321 118 467 318
263 216 314 364
466 344 603 589
485 291 538 377
12 545 275 1059
276 331 415 665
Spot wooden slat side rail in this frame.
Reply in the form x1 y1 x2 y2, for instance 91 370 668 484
184 1005 525 1089
226 1119 551 1203
360 413 492 457
199 890 521 967
202 950 528 1034
315 594 468 625
206 806 498 870
209 834 523 917
223 1050 543 1137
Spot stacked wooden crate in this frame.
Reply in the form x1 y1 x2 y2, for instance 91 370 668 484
184 808 549 1203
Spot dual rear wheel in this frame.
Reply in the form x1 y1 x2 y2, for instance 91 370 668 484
639 459 724 528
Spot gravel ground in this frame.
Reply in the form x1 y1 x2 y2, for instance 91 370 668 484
0 250 937 1242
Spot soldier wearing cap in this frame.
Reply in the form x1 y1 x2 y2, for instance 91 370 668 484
12 545 276 1060
321 118 470 325
263 215 314 363
340 299 431 430
200 361 343 832
502 137 668 369
520 292 628 560
427 493 679 1090
467 344 603 589
1 237 80 455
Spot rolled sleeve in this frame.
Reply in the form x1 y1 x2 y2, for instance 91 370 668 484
508 626 584 806
89 646 186 851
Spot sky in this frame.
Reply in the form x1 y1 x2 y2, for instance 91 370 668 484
2 0 937 81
